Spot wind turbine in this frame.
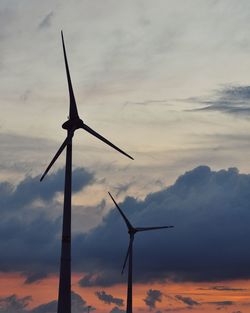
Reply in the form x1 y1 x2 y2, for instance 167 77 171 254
108 192 173 313
40 31 133 313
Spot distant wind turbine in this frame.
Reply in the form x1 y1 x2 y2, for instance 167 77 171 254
40 31 133 313
108 192 173 313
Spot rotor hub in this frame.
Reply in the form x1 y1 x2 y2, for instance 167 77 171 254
62 118 84 130
128 228 136 235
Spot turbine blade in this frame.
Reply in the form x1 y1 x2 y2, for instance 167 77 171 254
61 30 79 120
40 133 73 181
136 226 174 232
81 124 134 160
121 239 132 275
108 192 133 229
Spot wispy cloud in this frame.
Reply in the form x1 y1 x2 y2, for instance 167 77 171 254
38 11 54 30
197 285 247 291
207 300 234 306
113 181 134 197
175 295 200 307
189 85 250 117
122 99 170 107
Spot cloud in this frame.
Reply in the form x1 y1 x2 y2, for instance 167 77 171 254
109 307 125 313
114 182 134 197
95 291 124 306
208 301 234 306
31 300 57 313
144 289 163 309
0 292 95 313
175 295 199 307
0 133 59 174
4 165 250 285
72 291 95 313
198 286 246 291
122 99 169 107
165 308 191 312
0 294 31 313
23 271 48 284
0 167 94 282
76 165 250 286
0 166 94 211
38 12 54 29
190 85 250 116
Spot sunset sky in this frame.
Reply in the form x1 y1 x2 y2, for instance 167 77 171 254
2 0 250 312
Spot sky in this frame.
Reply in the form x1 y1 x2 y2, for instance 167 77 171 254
2 0 250 312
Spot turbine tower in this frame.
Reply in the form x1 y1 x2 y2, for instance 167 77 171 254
108 192 173 313
40 31 133 313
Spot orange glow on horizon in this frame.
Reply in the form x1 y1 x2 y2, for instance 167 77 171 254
1 272 250 312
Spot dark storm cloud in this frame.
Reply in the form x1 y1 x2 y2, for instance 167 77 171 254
144 289 163 309
175 295 199 307
190 85 250 116
76 165 250 286
0 167 94 281
4 165 250 285
38 12 54 29
0 292 94 313
95 291 124 306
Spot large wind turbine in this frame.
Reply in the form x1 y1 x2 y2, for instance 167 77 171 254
40 31 133 313
108 192 173 313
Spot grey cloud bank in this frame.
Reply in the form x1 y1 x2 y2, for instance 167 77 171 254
0 167 94 281
2 165 250 285
77 165 250 285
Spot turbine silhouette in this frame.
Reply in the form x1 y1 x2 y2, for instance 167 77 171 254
40 31 133 313
108 192 174 313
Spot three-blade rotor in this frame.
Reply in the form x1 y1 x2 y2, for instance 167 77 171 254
40 31 133 182
108 192 174 274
